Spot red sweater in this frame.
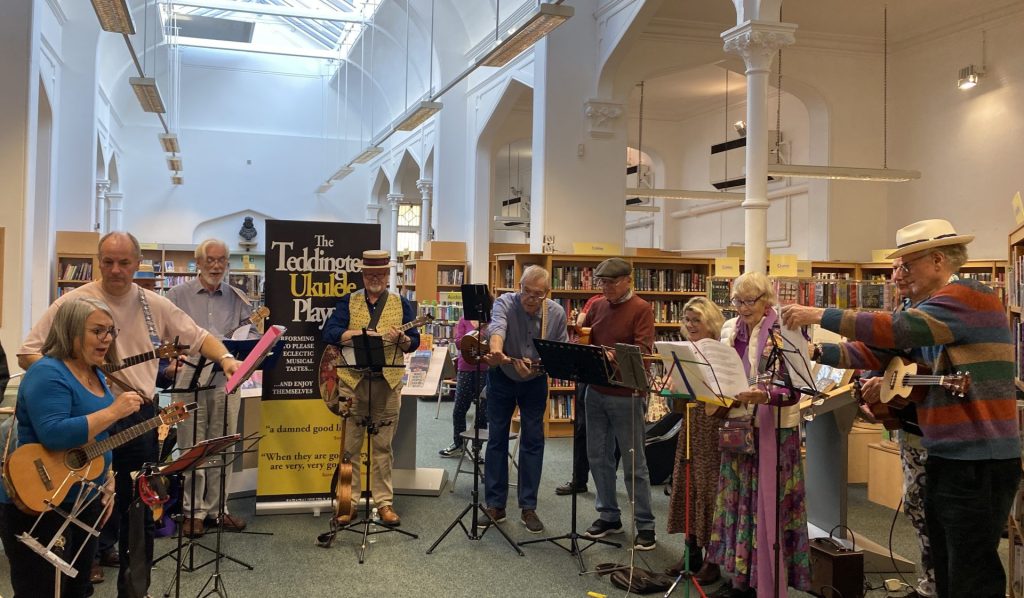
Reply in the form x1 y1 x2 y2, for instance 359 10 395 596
583 293 655 396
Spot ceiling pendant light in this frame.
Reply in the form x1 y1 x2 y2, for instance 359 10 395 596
480 3 573 68
91 0 135 34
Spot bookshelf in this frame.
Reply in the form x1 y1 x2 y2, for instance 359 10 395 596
139 243 265 305
1006 224 1024 598
401 259 468 303
54 231 99 300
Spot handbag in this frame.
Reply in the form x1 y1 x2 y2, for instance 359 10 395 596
718 409 756 454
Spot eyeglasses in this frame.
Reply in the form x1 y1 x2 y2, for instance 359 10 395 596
88 326 118 341
521 286 549 299
895 252 933 274
203 257 228 266
730 294 764 308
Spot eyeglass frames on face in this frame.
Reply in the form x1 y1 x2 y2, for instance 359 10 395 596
521 286 548 299
730 294 764 308
895 252 933 274
89 326 118 341
203 257 228 266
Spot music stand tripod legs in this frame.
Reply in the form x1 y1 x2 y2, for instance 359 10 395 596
518 385 620 572
426 361 523 557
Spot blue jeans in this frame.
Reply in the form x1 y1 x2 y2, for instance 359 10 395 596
585 386 655 531
485 368 546 510
924 456 1020 598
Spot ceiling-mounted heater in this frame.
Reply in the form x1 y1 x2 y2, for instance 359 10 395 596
709 132 780 190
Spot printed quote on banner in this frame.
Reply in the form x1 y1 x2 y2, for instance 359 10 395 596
258 221 379 503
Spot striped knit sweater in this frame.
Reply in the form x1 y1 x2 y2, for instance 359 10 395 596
818 278 1020 460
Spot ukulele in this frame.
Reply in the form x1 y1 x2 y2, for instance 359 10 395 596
865 356 970 430
237 306 270 329
338 314 434 366
4 402 196 514
101 341 189 375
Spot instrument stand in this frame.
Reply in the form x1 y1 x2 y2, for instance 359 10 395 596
519 339 624 572
153 434 243 598
154 356 253 587
660 351 709 598
316 332 418 563
17 473 111 598
427 285 523 557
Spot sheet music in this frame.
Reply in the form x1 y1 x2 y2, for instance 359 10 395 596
777 325 818 391
655 339 749 405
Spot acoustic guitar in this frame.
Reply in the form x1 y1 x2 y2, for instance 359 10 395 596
458 333 545 373
330 411 353 528
4 402 196 514
101 341 189 375
866 356 970 429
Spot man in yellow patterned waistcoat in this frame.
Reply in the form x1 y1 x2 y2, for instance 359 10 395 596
322 249 421 525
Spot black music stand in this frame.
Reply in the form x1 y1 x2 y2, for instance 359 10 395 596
519 339 621 572
426 284 524 557
153 434 242 598
317 332 418 563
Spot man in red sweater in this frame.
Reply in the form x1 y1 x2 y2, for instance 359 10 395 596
581 258 657 550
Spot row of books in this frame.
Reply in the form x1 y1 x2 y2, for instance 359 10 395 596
650 300 692 324
549 378 575 388
549 395 574 420
1010 252 1024 307
58 261 93 281
632 269 707 293
417 301 464 323
1014 321 1024 382
421 322 457 344
436 268 465 285
551 266 597 291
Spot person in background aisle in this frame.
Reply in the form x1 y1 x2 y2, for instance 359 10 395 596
785 219 1013 598
706 272 811 598
580 258 658 551
665 297 726 583
166 239 260 538
322 250 421 526
17 231 240 598
554 292 604 496
438 316 489 458
0 297 142 598
481 265 568 534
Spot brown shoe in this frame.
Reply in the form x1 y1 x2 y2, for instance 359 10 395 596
98 548 120 567
89 561 104 584
378 505 401 526
182 517 205 538
694 562 721 585
477 506 507 528
214 513 247 531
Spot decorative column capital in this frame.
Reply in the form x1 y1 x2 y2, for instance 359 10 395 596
96 179 110 195
415 179 433 198
583 99 624 139
105 192 124 207
386 193 404 207
721 20 797 73
365 202 382 223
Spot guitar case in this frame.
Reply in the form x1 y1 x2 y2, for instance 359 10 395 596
644 413 682 485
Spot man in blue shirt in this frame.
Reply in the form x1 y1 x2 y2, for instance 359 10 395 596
322 250 420 525
482 265 568 533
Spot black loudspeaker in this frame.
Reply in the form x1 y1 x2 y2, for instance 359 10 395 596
644 414 681 485
809 537 864 598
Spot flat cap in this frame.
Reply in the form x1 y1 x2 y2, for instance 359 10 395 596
594 257 631 279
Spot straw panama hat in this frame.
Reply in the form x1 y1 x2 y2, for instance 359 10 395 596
885 219 975 259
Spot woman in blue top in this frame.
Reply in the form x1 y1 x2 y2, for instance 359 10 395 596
0 297 143 597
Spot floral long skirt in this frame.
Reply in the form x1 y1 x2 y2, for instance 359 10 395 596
666 407 720 546
706 428 811 591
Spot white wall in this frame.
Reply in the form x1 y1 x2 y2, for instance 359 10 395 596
887 14 1024 259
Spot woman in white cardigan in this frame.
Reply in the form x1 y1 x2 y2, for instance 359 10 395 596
706 272 810 598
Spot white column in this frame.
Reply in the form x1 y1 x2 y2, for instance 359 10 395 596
722 21 796 274
386 193 402 291
416 179 433 247
366 202 382 223
105 192 124 232
95 179 110 232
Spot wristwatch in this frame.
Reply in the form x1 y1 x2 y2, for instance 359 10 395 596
218 352 235 364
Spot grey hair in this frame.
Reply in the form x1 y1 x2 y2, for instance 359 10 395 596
730 271 777 306
195 238 230 262
520 265 550 288
934 244 968 272
42 297 120 363
99 232 142 259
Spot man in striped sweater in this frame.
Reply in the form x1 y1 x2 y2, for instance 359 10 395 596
781 219 1021 598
